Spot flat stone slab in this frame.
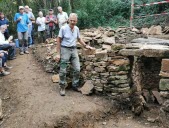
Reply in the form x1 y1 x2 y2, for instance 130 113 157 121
152 91 163 105
131 37 169 46
160 79 169 91
119 49 169 57
80 80 94 95
119 37 169 57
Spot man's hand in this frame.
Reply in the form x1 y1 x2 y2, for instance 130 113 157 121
8 36 13 42
85 45 95 50
0 53 4 57
50 19 54 22
18 17 22 21
3 51 8 54
55 54 60 63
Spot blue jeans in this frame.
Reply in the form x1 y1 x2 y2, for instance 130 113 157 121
0 52 8 67
28 25 33 46
59 47 80 88
18 31 28 52
0 44 15 59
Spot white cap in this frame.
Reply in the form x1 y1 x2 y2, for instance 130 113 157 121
19 6 24 10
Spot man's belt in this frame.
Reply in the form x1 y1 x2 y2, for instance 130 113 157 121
61 45 77 49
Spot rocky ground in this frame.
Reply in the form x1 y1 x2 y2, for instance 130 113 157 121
0 48 164 128
0 25 168 128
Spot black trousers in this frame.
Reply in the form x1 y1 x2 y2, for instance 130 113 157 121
4 31 9 40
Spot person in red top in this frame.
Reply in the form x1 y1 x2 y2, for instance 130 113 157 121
45 9 57 38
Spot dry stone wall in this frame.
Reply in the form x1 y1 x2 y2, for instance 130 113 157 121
159 59 169 126
80 45 131 98
34 27 169 121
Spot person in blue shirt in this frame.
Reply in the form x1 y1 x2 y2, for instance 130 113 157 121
0 12 9 40
14 6 30 55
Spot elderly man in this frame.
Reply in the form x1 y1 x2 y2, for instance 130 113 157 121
0 25 16 60
14 6 30 55
56 13 94 96
25 6 35 47
45 9 57 38
57 6 68 28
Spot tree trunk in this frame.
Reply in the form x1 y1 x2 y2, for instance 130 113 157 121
70 0 74 12
68 0 72 13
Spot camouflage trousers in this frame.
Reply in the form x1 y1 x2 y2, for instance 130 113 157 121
59 47 80 88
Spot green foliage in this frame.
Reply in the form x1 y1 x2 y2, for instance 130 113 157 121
74 0 131 28
0 0 169 35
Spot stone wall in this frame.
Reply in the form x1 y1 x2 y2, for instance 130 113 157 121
159 59 169 127
131 57 162 91
80 46 131 98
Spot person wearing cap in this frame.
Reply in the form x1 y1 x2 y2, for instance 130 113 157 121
25 5 35 47
36 11 46 43
0 12 10 40
14 6 30 55
56 13 94 96
57 6 68 28
45 9 57 38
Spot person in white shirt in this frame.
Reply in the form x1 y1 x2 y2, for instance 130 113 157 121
0 25 16 60
36 11 46 43
57 6 68 28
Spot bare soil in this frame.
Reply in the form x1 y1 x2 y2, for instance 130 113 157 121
0 47 163 128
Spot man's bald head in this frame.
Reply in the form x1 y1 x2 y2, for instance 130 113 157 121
24 5 30 13
69 13 78 20
69 13 78 27
58 6 63 13
0 25 7 33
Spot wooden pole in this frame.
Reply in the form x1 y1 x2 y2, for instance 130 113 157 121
130 0 134 28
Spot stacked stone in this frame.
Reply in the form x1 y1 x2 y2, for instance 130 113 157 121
159 59 169 126
105 55 130 97
81 44 131 98
159 59 169 98
115 27 144 44
81 26 145 48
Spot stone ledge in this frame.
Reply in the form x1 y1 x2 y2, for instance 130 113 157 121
119 49 169 57
160 79 169 91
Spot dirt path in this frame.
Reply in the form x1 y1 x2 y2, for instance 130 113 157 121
0 51 162 128
0 52 112 128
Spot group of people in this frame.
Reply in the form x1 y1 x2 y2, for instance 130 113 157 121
0 5 94 97
36 6 68 43
0 9 16 76
0 24 15 76
0 5 69 76
14 5 68 55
